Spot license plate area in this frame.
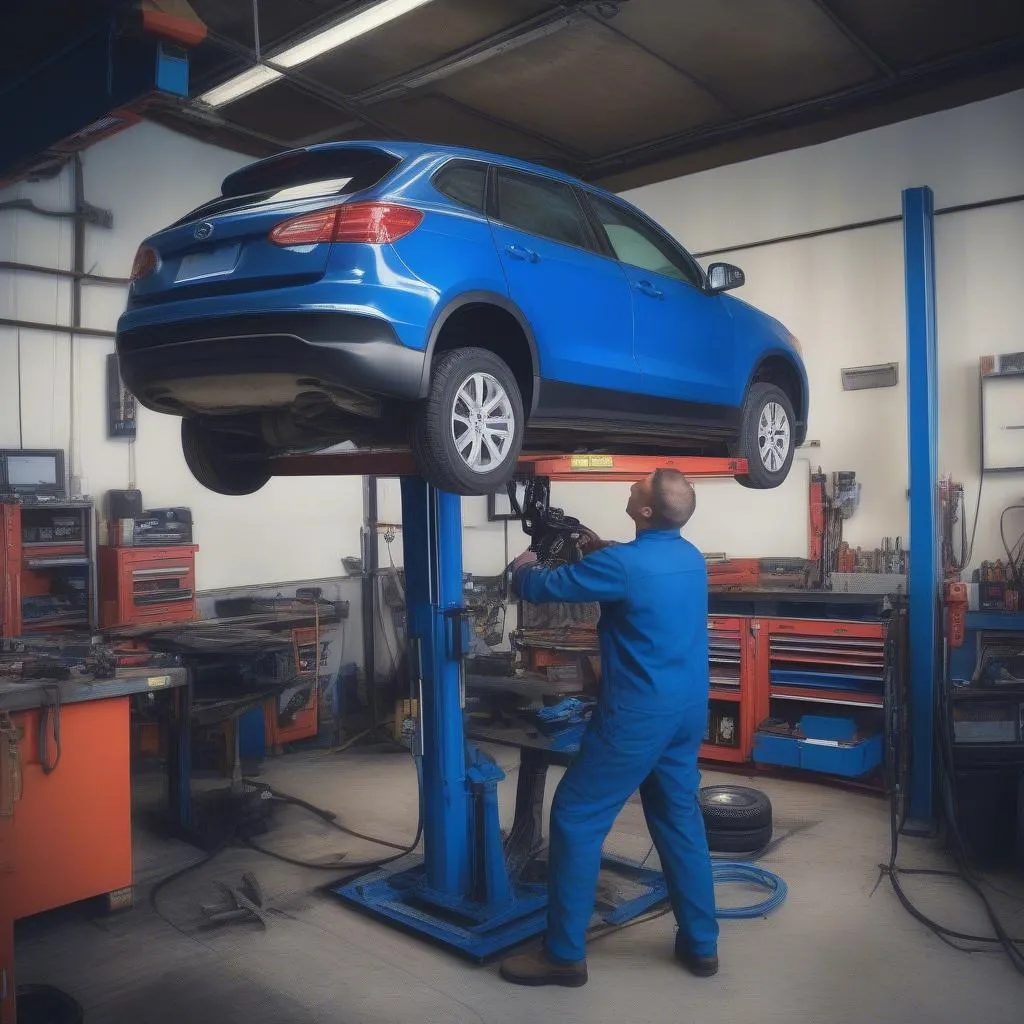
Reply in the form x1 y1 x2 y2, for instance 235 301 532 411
175 245 240 283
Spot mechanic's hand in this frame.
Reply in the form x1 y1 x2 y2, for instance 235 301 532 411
511 549 539 574
578 527 604 555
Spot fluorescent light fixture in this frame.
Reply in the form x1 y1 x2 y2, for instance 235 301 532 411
200 64 283 107
198 0 436 108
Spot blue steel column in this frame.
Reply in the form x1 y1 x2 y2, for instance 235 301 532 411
902 187 939 823
400 477 469 895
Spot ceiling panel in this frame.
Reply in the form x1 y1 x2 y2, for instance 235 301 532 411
437 17 729 157
297 0 550 95
826 0 1024 68
608 0 881 114
361 94 571 163
217 80 361 144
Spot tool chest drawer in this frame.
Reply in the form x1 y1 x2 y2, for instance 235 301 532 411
765 617 888 705
708 616 743 692
99 545 198 628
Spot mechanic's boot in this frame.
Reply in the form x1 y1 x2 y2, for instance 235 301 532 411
674 938 719 977
500 949 588 988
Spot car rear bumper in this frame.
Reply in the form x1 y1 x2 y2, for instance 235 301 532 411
116 311 426 414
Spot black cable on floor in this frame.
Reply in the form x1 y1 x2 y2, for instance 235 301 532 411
148 753 424 926
244 780 411 852
878 676 1024 972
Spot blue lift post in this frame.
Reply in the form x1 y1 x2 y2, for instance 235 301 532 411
902 186 940 826
332 469 669 959
335 476 550 958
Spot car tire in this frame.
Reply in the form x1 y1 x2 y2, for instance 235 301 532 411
181 418 272 497
705 823 774 855
699 785 773 831
732 382 796 489
412 347 525 496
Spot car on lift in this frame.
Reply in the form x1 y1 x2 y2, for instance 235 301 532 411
117 141 808 497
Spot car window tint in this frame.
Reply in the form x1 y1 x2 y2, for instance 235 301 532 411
433 161 487 212
497 170 592 250
587 193 701 287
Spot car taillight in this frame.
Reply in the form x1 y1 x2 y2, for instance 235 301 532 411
130 245 159 281
269 202 423 246
268 208 338 246
332 202 423 243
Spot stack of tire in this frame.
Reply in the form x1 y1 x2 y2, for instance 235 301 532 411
699 785 773 854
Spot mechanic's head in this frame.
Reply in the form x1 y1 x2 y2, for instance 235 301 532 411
626 469 696 533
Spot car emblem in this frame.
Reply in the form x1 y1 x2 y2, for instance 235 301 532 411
194 222 214 240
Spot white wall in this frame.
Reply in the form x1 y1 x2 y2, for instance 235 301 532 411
623 88 1024 562
0 122 365 590
3 90 1022 595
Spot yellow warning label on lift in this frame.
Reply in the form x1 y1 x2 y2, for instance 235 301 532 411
569 455 615 470
147 675 170 689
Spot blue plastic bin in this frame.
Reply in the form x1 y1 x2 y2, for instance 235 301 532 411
753 731 882 778
752 733 801 768
799 715 857 742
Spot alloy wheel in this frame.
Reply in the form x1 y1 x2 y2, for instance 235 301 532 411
451 372 516 473
757 401 791 473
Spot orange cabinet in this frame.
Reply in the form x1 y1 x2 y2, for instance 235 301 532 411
1 699 132 922
1 502 96 637
699 613 891 770
264 627 320 749
99 544 198 628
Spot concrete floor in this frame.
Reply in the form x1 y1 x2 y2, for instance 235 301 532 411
16 746 1024 1023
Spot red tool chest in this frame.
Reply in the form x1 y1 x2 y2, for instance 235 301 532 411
98 544 199 628
1 502 97 637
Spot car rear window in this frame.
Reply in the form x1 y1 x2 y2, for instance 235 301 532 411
174 147 400 225
433 160 487 212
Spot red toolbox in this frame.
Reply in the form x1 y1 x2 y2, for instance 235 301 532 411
99 545 198 628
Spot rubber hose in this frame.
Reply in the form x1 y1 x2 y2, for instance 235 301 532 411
713 862 788 919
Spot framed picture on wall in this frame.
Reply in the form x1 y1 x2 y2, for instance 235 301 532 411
487 482 525 522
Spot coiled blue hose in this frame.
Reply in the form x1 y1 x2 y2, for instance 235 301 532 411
712 862 789 919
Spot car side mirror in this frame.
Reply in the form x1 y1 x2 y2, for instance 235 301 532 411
707 262 745 294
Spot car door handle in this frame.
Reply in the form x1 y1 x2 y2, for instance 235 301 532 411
505 243 539 263
636 280 664 299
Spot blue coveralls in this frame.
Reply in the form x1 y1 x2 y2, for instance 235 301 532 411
515 528 719 963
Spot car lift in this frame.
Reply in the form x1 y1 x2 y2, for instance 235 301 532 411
268 451 747 959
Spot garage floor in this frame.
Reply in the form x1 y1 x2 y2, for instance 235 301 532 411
16 747 1023 1024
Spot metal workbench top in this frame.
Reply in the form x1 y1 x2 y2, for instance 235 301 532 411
0 666 188 713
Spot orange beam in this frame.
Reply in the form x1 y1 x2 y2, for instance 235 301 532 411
270 449 747 482
520 454 746 481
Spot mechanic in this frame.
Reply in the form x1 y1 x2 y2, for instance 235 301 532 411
500 468 718 988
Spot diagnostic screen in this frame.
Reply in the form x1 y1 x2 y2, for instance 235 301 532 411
7 455 59 487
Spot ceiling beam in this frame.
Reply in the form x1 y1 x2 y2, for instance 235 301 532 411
585 35 1024 180
805 0 894 77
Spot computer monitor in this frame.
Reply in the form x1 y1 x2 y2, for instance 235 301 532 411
0 449 66 498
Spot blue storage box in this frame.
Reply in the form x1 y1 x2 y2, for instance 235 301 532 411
799 715 857 742
799 735 882 777
752 732 801 768
753 731 882 779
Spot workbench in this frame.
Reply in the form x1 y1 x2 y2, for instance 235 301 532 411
0 667 188 1024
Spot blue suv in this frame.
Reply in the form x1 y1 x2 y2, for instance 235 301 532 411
117 141 808 496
